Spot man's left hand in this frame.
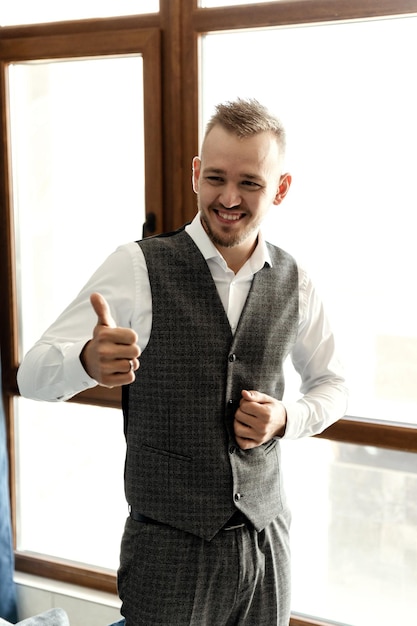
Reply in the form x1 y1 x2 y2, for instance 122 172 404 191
234 389 287 450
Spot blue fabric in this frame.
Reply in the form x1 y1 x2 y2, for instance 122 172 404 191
0 354 18 623
108 621 125 626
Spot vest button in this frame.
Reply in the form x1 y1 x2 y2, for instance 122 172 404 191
228 353 237 362
234 493 242 502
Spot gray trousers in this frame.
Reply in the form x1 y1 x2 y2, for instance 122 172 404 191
117 513 291 626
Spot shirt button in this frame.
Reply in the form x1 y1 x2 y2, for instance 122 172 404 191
228 353 237 362
234 493 242 502
229 446 236 454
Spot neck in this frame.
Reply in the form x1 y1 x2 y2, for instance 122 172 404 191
218 238 257 274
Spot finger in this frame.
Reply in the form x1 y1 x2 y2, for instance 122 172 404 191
238 396 262 420
234 416 269 450
234 417 254 437
120 358 135 374
236 436 259 451
234 422 261 449
90 292 116 328
241 389 269 403
128 357 140 372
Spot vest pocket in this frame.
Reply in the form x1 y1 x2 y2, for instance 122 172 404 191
263 439 278 455
141 443 192 463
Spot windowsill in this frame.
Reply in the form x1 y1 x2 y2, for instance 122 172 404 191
14 571 121 609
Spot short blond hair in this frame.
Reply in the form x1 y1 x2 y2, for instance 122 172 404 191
204 98 286 155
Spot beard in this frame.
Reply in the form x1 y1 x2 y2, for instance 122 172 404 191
199 203 260 249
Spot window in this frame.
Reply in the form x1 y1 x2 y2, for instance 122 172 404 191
198 15 417 623
0 0 159 26
1 2 417 624
16 400 126 569
1 17 163 592
281 438 417 625
9 54 145 569
10 55 146 355
201 17 417 427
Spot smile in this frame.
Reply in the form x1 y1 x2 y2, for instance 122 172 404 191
216 210 243 222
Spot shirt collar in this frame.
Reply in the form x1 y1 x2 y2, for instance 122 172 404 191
185 213 273 273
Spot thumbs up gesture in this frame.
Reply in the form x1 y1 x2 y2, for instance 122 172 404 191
80 292 140 388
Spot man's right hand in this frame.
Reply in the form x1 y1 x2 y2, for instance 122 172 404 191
80 292 140 387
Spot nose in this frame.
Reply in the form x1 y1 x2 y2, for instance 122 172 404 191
218 183 241 208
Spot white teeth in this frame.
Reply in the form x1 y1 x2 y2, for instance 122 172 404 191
218 211 241 221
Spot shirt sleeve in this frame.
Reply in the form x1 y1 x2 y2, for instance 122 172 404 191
17 242 147 402
282 266 348 439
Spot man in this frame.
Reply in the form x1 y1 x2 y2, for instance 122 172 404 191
18 98 348 625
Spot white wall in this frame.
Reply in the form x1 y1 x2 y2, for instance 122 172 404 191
15 573 122 626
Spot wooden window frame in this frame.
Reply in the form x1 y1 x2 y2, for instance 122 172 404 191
1 1 416 624
0 12 166 596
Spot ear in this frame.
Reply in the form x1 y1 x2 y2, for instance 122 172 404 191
192 156 201 194
273 173 292 205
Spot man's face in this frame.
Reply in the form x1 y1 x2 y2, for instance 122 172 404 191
192 125 290 252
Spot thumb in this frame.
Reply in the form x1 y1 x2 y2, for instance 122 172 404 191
90 292 116 328
241 389 266 403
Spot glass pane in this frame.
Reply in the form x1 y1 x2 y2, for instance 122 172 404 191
201 17 417 426
9 56 145 353
9 55 145 568
15 398 126 569
0 0 159 26
281 437 417 626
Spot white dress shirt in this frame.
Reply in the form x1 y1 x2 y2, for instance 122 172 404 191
17 213 348 439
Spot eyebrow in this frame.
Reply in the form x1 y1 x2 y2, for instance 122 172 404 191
203 167 264 182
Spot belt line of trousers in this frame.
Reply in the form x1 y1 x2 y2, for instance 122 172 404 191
117 512 291 626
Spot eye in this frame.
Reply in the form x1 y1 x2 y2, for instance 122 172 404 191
241 180 262 190
205 175 224 185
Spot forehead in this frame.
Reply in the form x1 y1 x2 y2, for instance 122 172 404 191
201 125 282 174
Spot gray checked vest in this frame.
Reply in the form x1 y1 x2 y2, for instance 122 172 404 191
122 226 299 540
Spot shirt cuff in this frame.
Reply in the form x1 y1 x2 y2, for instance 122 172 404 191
58 340 97 400
280 401 309 439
